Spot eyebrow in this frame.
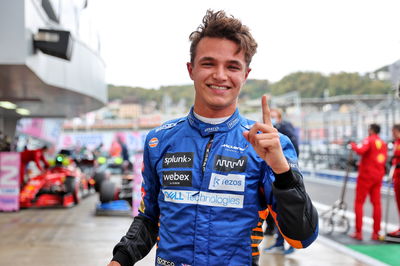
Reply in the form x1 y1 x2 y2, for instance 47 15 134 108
198 57 244 67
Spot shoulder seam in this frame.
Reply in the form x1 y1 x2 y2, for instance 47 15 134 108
155 117 186 133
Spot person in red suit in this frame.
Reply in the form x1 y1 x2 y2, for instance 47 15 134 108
19 146 49 188
350 124 387 240
387 124 400 237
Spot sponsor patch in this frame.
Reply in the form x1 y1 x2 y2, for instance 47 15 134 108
221 144 246 152
157 256 175 266
377 153 386 163
209 173 245 192
204 126 220 133
162 189 244 208
155 121 181 132
163 152 194 168
149 137 159 148
226 117 239 129
375 140 383 149
162 171 192 187
213 155 247 173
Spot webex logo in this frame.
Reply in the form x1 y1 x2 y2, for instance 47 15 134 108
163 152 193 168
213 155 247 173
162 171 192 187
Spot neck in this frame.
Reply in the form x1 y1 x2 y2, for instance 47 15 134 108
193 105 236 118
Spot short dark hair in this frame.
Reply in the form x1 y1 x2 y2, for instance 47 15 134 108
189 10 258 67
369 123 380 134
393 124 400 132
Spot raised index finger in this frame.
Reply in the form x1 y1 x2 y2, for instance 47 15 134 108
262 95 272 126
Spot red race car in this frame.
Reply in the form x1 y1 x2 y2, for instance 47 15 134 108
19 153 91 208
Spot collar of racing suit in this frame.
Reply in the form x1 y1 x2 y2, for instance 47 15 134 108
187 107 241 137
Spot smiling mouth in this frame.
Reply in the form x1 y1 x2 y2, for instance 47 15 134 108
208 84 230 90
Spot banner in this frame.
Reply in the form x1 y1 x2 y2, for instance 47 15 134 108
0 152 20 211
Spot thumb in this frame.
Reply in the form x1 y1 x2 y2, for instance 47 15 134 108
242 131 249 142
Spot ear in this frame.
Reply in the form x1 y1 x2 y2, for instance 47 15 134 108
244 68 251 80
187 62 194 80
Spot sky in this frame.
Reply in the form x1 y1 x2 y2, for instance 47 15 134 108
86 0 400 89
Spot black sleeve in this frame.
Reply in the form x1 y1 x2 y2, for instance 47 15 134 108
272 169 319 243
111 215 159 266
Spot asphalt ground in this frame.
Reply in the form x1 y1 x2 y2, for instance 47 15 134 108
0 189 369 265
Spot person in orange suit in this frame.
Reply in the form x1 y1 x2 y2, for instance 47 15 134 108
350 124 387 240
387 124 400 237
19 146 49 188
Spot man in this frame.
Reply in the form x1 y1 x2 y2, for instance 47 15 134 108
350 124 387 240
109 10 318 266
387 124 400 237
264 108 300 255
270 108 299 156
19 145 49 188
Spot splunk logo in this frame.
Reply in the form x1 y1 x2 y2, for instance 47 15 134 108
213 155 247 173
162 171 192 187
163 152 193 168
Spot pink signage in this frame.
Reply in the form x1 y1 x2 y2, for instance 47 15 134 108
0 152 20 211
132 153 143 216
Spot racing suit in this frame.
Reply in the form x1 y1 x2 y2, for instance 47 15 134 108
393 139 400 224
112 108 318 266
351 134 387 235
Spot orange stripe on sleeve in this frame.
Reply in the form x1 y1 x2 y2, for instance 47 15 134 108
268 205 304 249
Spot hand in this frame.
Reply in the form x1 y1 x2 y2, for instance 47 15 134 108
107 261 121 266
243 95 290 174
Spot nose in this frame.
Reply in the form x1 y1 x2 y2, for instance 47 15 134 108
212 65 227 81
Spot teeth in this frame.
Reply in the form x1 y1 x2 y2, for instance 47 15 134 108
209 85 228 90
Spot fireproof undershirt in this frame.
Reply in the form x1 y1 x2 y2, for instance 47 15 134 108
193 112 230 125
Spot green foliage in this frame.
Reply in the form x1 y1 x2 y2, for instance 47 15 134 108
159 85 195 109
270 72 328 98
241 80 269 99
108 72 391 106
269 71 390 98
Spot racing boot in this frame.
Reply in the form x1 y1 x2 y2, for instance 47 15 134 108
387 229 400 238
371 232 381 241
349 231 362 241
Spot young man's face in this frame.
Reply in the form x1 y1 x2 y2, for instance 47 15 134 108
187 37 251 117
393 128 400 140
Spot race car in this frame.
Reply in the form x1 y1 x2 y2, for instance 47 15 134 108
19 153 92 208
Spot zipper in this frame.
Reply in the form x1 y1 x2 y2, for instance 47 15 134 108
202 135 214 174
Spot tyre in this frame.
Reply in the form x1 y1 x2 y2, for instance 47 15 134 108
99 181 116 203
334 216 350 234
64 176 81 204
93 172 106 192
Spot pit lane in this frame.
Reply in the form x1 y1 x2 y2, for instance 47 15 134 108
0 184 371 266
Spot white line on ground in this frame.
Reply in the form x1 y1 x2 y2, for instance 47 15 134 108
317 235 390 266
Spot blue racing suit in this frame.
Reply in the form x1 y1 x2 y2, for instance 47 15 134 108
112 108 318 266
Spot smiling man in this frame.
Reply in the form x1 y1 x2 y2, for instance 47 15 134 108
108 10 318 266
